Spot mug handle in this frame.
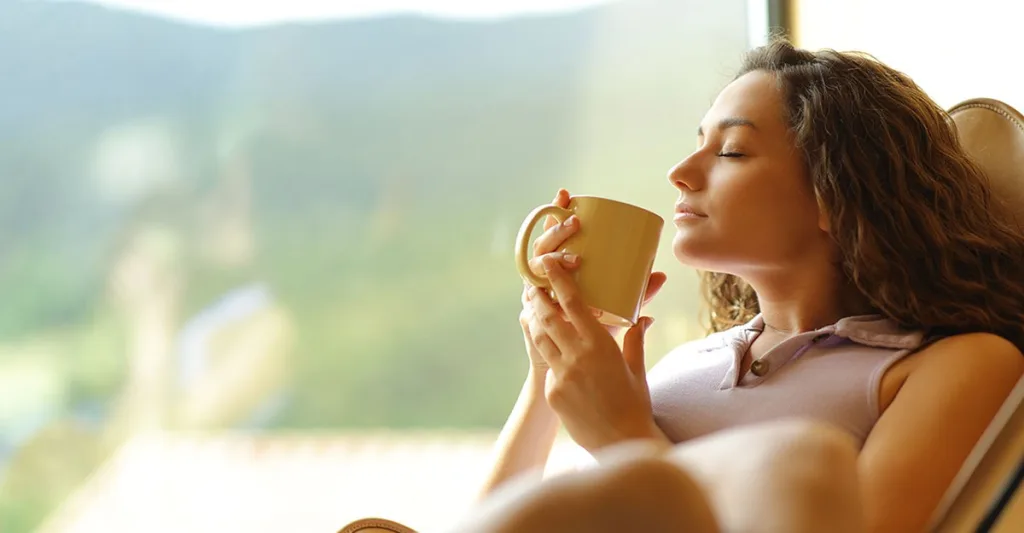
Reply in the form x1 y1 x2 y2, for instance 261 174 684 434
515 204 572 288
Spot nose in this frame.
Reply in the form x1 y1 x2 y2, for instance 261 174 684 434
666 152 704 192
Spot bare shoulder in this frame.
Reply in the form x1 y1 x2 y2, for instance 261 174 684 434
861 332 1023 532
880 332 1023 412
912 332 1023 374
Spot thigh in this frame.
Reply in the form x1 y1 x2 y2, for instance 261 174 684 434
452 419 863 533
451 446 719 533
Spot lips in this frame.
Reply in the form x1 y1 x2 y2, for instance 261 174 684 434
674 202 707 217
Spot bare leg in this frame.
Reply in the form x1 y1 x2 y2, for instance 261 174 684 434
449 440 718 533
449 419 862 533
663 418 864 533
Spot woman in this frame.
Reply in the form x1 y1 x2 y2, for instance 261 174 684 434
464 39 1024 532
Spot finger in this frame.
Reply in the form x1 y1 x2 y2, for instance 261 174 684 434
622 316 654 378
555 188 570 208
527 311 562 365
640 272 668 306
528 285 578 351
543 189 571 230
529 250 579 279
541 255 601 333
533 214 578 256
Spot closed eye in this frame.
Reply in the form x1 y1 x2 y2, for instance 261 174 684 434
717 152 745 158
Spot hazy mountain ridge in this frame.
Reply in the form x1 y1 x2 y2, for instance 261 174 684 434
0 0 747 416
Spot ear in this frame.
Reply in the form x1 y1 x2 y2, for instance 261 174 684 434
818 210 831 233
815 194 831 233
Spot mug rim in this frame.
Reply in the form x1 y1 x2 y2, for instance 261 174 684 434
570 195 663 220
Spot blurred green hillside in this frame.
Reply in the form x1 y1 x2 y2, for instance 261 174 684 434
0 0 752 529
0 0 747 429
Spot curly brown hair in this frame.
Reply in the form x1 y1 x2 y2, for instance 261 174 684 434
702 38 1024 351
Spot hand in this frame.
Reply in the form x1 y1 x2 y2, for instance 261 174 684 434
519 189 582 375
526 255 669 453
598 271 667 338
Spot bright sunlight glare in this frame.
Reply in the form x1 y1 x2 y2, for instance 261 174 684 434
81 0 621 26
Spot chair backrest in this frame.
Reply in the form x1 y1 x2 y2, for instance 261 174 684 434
930 98 1024 532
949 98 1024 228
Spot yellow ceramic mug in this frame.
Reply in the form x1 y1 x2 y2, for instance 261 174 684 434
515 195 664 328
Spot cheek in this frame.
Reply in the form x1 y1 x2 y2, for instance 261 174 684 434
672 171 821 268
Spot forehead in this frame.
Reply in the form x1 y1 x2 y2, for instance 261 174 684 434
704 70 787 133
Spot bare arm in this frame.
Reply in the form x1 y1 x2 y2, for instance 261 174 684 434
474 187 666 499
476 370 561 499
859 333 1024 532
476 189 574 500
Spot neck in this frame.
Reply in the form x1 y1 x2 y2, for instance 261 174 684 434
743 262 874 334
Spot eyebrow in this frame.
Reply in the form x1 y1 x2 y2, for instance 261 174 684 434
696 117 757 137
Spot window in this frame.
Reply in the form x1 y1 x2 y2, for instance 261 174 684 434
0 1 756 530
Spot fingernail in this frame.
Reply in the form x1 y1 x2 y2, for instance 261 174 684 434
646 317 656 329
562 253 578 264
542 256 555 272
562 215 576 228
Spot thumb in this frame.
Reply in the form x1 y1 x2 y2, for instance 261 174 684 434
622 316 654 377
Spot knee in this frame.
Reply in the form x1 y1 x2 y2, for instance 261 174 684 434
771 418 857 453
756 419 860 484
586 456 719 532
663 419 863 533
673 417 860 484
458 457 719 533
739 419 863 533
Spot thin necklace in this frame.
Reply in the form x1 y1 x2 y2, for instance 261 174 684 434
751 321 803 377
762 321 799 335
753 319 832 378
762 321 828 335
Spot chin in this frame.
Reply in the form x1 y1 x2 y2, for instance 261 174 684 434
675 230 716 268
671 230 740 273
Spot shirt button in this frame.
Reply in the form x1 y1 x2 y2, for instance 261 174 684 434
750 359 769 377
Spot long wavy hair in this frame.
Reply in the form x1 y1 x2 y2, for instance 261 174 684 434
702 39 1024 351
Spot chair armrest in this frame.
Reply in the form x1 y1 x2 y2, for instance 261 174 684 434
931 374 1024 531
338 517 418 533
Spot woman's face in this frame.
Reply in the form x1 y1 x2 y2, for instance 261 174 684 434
667 70 830 276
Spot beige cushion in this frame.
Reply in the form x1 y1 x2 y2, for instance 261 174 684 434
930 98 1024 531
948 98 1024 230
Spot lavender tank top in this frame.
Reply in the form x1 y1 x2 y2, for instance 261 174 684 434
647 314 927 448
